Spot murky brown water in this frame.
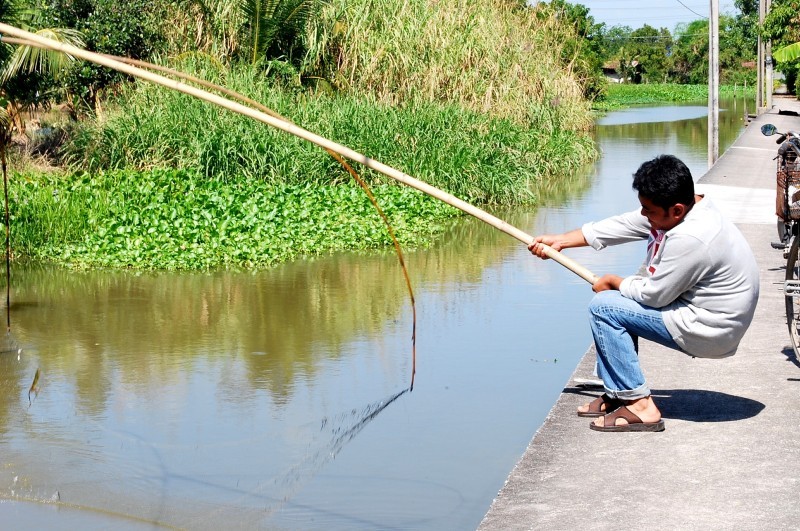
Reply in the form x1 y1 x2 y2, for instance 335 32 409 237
0 97 748 529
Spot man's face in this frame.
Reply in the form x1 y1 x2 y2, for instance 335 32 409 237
639 195 686 231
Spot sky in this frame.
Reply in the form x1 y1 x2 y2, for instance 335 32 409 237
571 1 739 31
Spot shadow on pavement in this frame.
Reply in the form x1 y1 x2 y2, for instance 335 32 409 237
652 389 764 422
562 387 765 422
781 346 800 369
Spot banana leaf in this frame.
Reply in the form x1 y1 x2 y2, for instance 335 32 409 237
773 42 800 63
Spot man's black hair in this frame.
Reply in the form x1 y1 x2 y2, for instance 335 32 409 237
632 154 695 210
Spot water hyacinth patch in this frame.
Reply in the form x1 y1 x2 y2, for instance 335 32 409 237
593 83 755 111
10 169 459 270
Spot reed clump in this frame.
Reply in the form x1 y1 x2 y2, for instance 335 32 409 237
304 0 592 133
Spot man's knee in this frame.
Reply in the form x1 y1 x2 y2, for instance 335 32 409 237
588 290 622 318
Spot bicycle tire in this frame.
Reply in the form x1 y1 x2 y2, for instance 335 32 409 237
785 235 800 358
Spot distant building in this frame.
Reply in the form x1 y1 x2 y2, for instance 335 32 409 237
603 60 622 83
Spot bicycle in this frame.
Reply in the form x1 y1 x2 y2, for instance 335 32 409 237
762 123 800 356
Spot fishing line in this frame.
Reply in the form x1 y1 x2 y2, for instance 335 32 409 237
255 387 410 519
0 93 21 355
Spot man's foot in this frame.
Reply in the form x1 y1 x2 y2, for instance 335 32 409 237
590 395 662 429
577 394 623 417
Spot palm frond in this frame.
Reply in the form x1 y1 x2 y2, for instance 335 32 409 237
1 27 85 84
241 0 326 63
279 0 322 32
0 105 12 146
0 106 10 131
243 0 280 63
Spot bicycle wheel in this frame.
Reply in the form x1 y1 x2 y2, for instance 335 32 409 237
785 235 800 357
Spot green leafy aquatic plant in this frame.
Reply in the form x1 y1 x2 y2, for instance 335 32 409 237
592 83 755 112
10 168 460 270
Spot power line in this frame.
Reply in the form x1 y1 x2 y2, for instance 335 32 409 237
675 0 708 19
612 33 708 40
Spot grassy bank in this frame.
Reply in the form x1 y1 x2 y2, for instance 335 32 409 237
63 67 595 206
10 0 600 271
593 83 757 111
41 59 596 271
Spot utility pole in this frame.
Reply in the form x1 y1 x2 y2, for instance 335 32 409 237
708 0 719 167
757 0 765 111
766 0 773 109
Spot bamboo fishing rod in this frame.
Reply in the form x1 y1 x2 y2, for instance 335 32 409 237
0 23 599 284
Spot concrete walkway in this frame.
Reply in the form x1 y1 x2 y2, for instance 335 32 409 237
479 96 800 530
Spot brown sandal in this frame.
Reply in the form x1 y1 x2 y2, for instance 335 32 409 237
577 394 623 418
589 406 665 432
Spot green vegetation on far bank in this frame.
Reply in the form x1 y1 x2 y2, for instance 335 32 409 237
20 70 595 270
593 83 757 112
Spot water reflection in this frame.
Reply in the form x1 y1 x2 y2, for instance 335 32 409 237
595 98 748 162
597 105 711 125
0 97 748 529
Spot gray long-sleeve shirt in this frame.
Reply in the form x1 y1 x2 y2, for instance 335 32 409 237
581 198 760 359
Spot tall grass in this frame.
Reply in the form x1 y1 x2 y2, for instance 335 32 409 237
63 60 596 205
303 0 592 132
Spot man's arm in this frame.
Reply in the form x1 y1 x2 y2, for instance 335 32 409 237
528 228 588 258
593 273 624 293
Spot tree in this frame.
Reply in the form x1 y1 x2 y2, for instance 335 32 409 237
34 0 167 109
671 20 708 84
671 15 755 86
763 0 800 94
718 14 757 85
600 24 633 60
0 0 83 135
537 0 607 99
627 25 672 83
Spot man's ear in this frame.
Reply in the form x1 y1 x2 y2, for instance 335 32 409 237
670 203 688 220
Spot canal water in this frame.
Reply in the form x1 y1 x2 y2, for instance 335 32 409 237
0 98 748 529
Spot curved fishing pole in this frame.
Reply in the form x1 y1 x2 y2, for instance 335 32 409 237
0 23 599 286
0 36 419 389
9 40 419 388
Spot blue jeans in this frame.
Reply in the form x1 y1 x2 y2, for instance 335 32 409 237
588 290 681 400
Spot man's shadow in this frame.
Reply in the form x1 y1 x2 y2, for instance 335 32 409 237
564 387 764 422
652 389 764 422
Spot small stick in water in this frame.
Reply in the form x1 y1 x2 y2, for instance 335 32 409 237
28 368 40 405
